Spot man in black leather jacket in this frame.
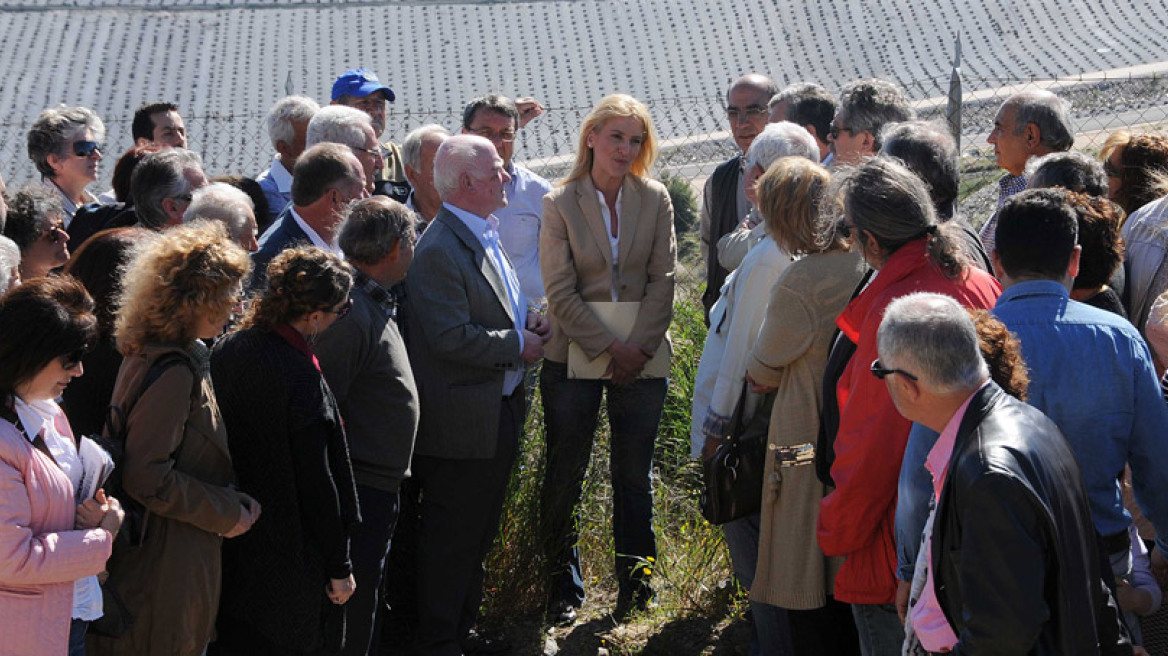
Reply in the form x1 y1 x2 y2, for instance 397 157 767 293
876 293 1132 655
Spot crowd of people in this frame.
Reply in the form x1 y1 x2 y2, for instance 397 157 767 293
1 64 1167 656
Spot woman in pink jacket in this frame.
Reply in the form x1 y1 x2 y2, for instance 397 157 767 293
0 276 125 655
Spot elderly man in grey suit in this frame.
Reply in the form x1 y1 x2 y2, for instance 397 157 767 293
405 134 549 656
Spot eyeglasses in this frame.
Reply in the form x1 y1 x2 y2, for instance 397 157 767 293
870 359 918 381
329 297 353 320
726 107 768 122
62 347 89 370
828 124 855 139
42 221 67 243
469 128 517 143
173 193 193 203
72 140 103 157
354 146 382 157
1103 160 1124 178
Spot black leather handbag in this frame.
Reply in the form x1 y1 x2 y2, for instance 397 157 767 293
700 387 774 525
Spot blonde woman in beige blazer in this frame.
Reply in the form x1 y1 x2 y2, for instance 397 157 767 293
538 94 676 625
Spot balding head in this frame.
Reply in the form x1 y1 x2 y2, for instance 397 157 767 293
433 135 510 217
726 73 780 153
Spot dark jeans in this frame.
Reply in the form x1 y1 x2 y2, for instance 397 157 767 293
341 485 400 656
851 603 905 656
69 618 88 656
788 596 861 655
412 391 523 656
539 360 667 605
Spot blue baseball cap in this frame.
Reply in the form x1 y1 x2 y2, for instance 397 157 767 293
331 68 396 102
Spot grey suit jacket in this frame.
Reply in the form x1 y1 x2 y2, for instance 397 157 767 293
405 206 524 459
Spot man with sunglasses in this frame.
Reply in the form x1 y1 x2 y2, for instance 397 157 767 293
826 78 914 167
699 73 778 322
876 292 1131 655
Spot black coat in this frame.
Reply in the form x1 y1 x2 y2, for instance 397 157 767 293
932 383 1131 655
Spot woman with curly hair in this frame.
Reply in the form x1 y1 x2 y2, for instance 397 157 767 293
88 220 260 656
3 185 70 279
208 246 360 656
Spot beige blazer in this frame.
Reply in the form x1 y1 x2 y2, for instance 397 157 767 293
540 174 677 364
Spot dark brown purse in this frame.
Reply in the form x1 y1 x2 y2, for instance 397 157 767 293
700 385 774 525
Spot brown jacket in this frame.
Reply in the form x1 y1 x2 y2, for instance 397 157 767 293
747 251 862 610
540 174 676 363
88 343 243 656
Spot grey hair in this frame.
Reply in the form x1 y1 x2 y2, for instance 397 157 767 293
183 182 254 242
26 106 107 178
837 79 916 151
4 185 64 250
306 105 373 150
880 120 960 220
338 197 416 265
433 135 492 200
131 148 205 229
401 124 451 173
266 95 320 150
0 236 19 292
744 122 819 171
877 292 988 394
1026 151 1106 196
1005 90 1074 152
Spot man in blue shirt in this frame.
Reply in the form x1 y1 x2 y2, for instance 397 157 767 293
990 188 1168 581
461 94 554 307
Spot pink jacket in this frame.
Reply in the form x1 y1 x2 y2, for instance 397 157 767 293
0 409 113 656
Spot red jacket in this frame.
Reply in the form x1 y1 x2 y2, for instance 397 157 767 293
816 238 1001 604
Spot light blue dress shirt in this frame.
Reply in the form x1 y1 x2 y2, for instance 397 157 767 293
444 202 527 395
993 279 1168 555
495 163 553 303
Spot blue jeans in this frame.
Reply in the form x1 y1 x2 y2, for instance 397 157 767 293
722 514 793 656
850 603 905 656
540 360 667 604
340 485 400 656
69 618 88 656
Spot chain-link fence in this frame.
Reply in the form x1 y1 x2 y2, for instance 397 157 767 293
2 73 1166 204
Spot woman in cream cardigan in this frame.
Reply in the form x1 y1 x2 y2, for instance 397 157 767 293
744 159 864 654
539 94 676 624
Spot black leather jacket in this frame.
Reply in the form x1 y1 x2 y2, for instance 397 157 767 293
932 383 1132 655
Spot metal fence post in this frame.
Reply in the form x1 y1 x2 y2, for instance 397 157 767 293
947 32 963 152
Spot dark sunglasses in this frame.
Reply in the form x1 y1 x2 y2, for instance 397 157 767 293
329 297 353 320
828 124 854 139
870 358 918 381
43 222 67 243
62 347 89 370
72 140 103 157
873 357 915 378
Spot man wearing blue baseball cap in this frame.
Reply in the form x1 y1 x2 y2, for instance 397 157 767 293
332 68 412 203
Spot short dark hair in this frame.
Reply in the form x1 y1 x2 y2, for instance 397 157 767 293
1026 151 1107 197
774 83 837 145
339 197 416 265
291 143 356 206
131 149 203 228
462 94 520 131
1066 193 1124 291
994 188 1079 281
0 275 96 398
880 121 959 220
4 185 64 251
132 102 180 143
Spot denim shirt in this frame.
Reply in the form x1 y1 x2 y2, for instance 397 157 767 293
896 422 939 581
993 279 1168 554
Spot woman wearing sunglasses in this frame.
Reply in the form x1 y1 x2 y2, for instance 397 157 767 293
209 246 360 655
27 106 106 226
88 221 260 656
2 185 71 279
0 276 125 656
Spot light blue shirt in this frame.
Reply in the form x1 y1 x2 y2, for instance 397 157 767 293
495 163 553 303
255 157 292 226
993 279 1168 555
444 202 527 395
